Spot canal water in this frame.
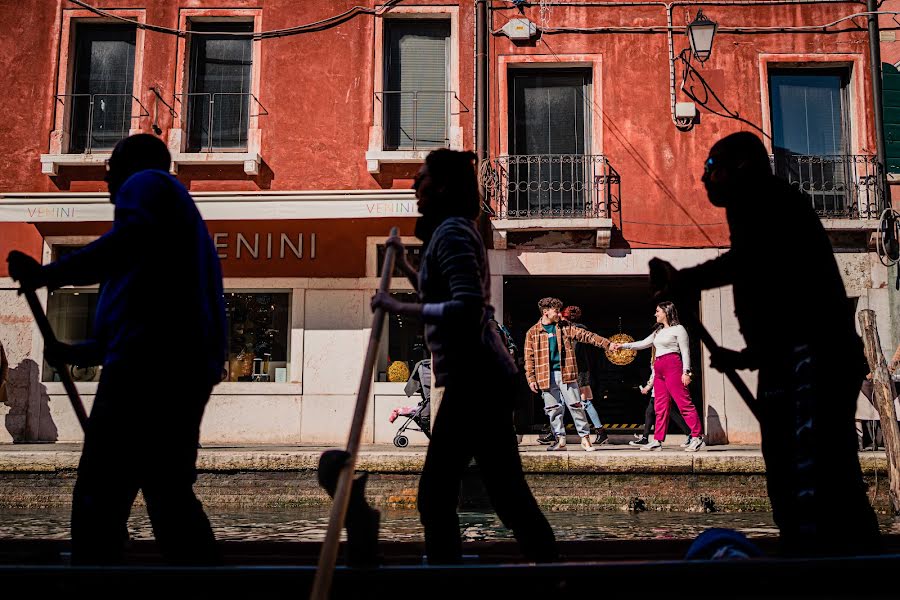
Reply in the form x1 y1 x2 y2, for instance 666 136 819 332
0 508 897 542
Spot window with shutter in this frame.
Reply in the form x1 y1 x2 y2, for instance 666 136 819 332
882 63 900 174
769 68 852 216
186 21 253 152
383 20 450 151
69 24 136 153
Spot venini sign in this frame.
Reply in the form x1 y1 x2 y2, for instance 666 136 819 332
213 232 316 260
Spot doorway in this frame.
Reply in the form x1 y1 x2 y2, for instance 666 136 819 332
502 276 704 434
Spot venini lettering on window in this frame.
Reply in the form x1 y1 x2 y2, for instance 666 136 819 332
213 232 317 260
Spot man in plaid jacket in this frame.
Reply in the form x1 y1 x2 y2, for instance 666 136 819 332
525 297 612 451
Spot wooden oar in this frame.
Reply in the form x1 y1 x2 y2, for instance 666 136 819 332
647 258 759 420
21 288 89 432
309 226 399 600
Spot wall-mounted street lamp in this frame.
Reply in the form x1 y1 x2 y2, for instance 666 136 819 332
687 10 717 63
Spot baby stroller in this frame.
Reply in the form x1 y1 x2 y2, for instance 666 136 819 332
389 359 432 447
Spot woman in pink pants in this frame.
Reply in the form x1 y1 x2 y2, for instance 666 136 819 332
611 302 704 451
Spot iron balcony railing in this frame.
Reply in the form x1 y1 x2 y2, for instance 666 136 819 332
375 90 458 151
57 93 149 154
179 92 268 153
481 154 621 219
771 153 884 219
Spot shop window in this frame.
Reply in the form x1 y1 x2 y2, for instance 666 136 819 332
42 290 100 383
225 292 290 382
51 245 86 261
43 289 290 384
376 243 422 277
377 292 426 382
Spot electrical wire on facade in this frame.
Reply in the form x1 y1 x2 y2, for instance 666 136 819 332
491 9 900 35
519 36 723 242
488 1 896 129
491 0 866 8
622 239 723 248
539 11 900 34
66 0 404 38
622 219 727 227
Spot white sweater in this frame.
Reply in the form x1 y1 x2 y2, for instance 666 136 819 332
622 325 691 385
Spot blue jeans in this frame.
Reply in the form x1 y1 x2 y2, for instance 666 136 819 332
541 371 592 437
583 399 603 430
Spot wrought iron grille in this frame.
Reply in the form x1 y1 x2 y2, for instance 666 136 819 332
180 92 267 153
58 94 149 154
376 91 457 151
771 154 884 219
481 154 620 219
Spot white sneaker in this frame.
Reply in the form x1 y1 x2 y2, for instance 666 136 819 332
685 437 705 452
681 436 692 448
640 439 662 451
581 436 596 452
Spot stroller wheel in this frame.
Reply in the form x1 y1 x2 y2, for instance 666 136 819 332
393 435 409 448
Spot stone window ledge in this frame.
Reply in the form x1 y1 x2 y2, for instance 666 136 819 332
39 151 262 176
491 217 614 250
365 149 440 174
170 152 261 175
820 218 879 231
40 152 111 176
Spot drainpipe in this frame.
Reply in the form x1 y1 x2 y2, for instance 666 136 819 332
868 0 887 177
476 0 489 170
865 0 898 349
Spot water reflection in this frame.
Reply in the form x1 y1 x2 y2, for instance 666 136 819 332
0 508 896 542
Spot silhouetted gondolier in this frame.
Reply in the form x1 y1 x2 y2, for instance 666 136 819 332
7 134 225 565
371 149 558 564
651 132 881 557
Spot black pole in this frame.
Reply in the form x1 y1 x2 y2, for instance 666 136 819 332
867 0 888 182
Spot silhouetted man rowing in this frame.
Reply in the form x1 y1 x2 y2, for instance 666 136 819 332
651 132 881 557
8 134 225 565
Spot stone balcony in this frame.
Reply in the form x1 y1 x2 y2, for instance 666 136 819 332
481 153 621 249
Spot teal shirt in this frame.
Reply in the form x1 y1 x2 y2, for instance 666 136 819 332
542 323 561 371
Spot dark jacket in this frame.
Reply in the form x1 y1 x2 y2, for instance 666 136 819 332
41 170 227 387
679 175 863 373
418 217 516 387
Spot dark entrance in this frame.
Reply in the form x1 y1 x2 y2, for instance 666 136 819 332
502 276 704 434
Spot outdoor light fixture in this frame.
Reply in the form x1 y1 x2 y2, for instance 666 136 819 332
687 9 717 63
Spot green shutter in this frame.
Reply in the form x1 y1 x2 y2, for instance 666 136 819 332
883 63 900 173
384 20 450 150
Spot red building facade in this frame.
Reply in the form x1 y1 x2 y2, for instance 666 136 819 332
0 1 891 444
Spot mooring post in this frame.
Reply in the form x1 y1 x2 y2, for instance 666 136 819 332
858 309 900 513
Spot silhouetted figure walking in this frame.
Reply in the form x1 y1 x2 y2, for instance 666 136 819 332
8 134 224 565
652 132 880 556
371 149 558 564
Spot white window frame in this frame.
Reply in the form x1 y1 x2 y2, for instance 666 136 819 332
366 6 462 174
758 53 875 227
40 9 147 176
169 9 264 175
